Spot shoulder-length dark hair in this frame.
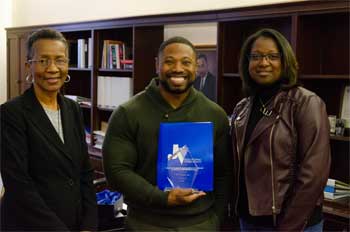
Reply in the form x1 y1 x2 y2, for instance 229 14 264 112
239 28 298 96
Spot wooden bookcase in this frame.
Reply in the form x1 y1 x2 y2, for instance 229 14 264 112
6 1 349 230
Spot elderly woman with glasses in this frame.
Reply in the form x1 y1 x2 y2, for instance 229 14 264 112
1 28 97 231
231 28 330 231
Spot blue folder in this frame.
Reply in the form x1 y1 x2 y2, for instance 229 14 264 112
157 122 213 191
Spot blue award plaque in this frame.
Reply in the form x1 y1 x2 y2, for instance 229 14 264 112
157 122 213 191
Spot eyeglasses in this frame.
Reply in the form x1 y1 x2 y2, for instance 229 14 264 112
247 53 281 62
28 58 69 68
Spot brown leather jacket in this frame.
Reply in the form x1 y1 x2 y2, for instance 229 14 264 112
231 87 331 231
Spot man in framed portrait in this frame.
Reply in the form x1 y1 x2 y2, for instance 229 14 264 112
194 54 216 101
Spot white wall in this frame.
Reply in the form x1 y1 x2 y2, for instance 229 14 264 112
165 23 217 45
12 0 303 27
0 0 12 104
1 0 304 103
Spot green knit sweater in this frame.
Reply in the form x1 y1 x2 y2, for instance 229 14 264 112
103 78 233 227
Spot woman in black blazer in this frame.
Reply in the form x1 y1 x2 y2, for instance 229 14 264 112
1 28 97 231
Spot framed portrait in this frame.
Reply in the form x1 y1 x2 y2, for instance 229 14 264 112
194 45 217 102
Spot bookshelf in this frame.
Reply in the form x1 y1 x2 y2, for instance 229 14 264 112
6 1 349 230
323 198 350 231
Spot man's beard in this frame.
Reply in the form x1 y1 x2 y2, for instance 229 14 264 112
159 73 194 94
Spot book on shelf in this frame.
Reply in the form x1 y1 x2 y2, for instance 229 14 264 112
92 121 109 150
121 59 133 70
104 76 112 108
64 95 91 107
324 178 350 200
157 122 213 191
341 85 349 120
326 178 350 190
77 39 86 68
120 59 133 64
88 38 93 68
76 38 92 68
97 76 133 109
101 121 109 133
109 44 118 69
324 191 350 200
97 76 105 109
101 40 125 69
93 143 102 150
93 130 106 137
324 186 350 194
93 130 106 150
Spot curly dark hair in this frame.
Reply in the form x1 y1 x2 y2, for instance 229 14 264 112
239 28 298 96
26 28 68 61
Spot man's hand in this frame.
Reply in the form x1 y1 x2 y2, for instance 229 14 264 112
167 188 206 206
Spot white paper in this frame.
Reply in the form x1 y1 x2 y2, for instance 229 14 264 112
341 85 350 120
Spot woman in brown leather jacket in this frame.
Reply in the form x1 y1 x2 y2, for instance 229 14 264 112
231 28 331 231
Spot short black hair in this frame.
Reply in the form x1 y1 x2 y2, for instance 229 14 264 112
197 53 208 63
239 28 298 96
158 36 196 57
26 28 68 60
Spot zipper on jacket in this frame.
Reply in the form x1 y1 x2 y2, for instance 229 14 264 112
269 115 280 226
234 118 241 216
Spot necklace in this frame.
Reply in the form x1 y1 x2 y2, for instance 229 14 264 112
259 97 273 117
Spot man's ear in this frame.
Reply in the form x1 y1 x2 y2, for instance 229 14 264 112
155 57 159 74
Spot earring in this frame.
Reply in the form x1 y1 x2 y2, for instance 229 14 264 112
64 75 71 83
25 75 34 83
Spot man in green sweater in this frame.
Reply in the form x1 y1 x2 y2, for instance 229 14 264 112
103 36 233 231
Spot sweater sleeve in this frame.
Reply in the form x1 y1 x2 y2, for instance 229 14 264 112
277 95 331 231
213 113 234 223
103 106 168 208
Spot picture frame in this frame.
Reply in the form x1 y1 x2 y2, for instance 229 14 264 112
194 45 217 102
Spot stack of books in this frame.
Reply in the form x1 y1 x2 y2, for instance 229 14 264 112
324 178 350 200
92 121 108 150
93 130 105 150
64 95 91 107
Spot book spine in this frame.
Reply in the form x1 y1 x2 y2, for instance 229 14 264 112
111 44 117 69
324 185 335 193
88 38 93 68
77 39 86 68
326 179 336 187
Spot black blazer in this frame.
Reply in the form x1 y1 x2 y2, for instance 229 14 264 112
194 72 217 101
1 86 97 231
